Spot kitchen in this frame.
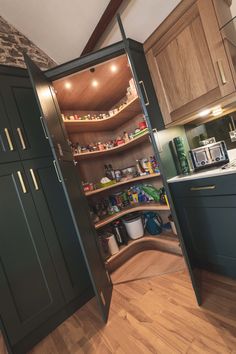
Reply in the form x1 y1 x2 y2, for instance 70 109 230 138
1 0 236 353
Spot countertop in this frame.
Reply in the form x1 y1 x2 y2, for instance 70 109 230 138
167 165 236 183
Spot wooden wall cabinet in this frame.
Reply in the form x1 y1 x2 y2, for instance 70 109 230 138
144 0 235 126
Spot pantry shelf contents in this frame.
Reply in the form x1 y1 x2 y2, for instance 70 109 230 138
105 233 181 272
73 130 149 160
63 96 141 133
85 173 161 196
95 202 170 229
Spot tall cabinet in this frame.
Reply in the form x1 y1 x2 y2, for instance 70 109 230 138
0 66 92 354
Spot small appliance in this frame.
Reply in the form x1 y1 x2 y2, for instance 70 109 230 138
189 141 229 170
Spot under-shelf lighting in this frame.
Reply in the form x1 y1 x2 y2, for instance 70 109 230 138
212 106 223 116
198 108 211 117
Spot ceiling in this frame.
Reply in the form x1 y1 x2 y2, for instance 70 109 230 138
54 55 131 111
0 0 110 63
0 0 180 64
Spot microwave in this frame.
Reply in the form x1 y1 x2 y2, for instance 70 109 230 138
189 141 229 170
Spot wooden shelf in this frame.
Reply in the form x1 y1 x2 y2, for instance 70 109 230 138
63 96 141 133
105 233 182 273
95 202 170 229
74 130 149 160
85 173 161 196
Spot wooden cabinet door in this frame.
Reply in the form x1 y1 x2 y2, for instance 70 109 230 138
24 54 113 322
0 76 52 160
173 193 236 279
0 162 64 347
145 0 235 125
22 157 92 303
0 90 19 163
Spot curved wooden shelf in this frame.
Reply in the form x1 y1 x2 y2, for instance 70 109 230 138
74 130 149 160
63 96 141 133
105 233 182 273
85 173 161 196
95 202 170 229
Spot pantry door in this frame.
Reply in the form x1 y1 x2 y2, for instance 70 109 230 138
117 15 202 306
24 54 113 322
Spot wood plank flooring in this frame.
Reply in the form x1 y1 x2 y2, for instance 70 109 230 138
1 253 236 353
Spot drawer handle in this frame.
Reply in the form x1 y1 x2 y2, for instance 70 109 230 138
17 171 27 193
139 80 149 106
4 128 14 151
53 160 62 183
217 60 227 85
40 116 48 139
190 185 215 191
17 128 26 150
29 169 39 191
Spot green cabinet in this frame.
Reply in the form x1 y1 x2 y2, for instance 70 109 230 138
0 162 65 346
0 90 19 163
22 158 91 302
0 74 51 163
169 174 236 278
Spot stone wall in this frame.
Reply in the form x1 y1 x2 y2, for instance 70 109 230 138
0 16 56 69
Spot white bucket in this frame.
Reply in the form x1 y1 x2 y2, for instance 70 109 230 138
123 214 144 240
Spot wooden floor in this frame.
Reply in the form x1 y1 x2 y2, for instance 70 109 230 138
1 252 236 353
111 249 185 284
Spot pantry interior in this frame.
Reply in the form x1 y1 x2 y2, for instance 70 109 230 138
52 54 181 280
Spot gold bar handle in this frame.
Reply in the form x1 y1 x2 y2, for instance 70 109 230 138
29 169 39 191
17 171 27 193
190 185 215 191
217 60 227 85
53 160 62 183
4 128 14 151
139 80 149 106
17 128 26 150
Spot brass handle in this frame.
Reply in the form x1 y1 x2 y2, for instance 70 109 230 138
139 80 149 106
17 171 27 193
29 169 39 191
190 185 215 191
53 160 62 183
40 116 48 139
217 60 227 85
17 128 26 150
4 128 14 151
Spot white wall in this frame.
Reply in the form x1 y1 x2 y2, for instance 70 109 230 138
96 0 181 49
231 0 236 17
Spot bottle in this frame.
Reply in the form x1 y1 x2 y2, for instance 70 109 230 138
104 164 110 179
136 159 146 176
108 164 116 180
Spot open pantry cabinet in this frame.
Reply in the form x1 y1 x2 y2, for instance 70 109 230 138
24 38 202 322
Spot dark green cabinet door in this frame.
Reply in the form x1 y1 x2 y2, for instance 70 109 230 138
0 76 51 160
173 194 236 278
0 90 19 163
55 158 113 321
24 55 72 161
24 55 113 322
22 158 91 302
0 162 64 346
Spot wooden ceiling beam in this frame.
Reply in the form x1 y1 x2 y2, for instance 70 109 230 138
81 0 124 56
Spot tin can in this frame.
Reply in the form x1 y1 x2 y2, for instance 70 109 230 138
114 169 122 182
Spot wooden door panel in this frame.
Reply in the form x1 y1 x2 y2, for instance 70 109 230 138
0 163 64 345
155 15 218 112
145 0 235 125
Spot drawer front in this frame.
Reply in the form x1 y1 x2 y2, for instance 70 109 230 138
169 173 236 198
